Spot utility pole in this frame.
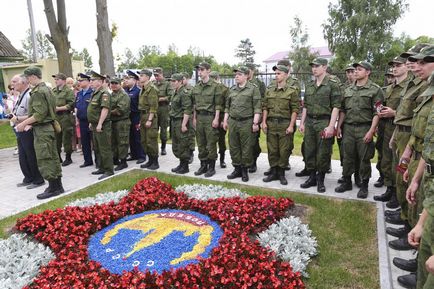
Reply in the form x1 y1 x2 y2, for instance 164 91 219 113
27 0 38 63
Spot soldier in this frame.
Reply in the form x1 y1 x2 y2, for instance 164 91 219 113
299 58 341 193
223 66 261 182
153 67 171 156
192 62 224 177
209 71 229 168
87 71 113 180
110 77 131 171
16 66 64 199
52 73 75 166
335 61 383 198
169 73 193 174
262 65 300 185
125 70 146 164
138 69 159 170
374 56 411 206
182 72 196 164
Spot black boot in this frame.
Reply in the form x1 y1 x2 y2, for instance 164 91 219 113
248 159 257 173
354 173 362 188
335 176 352 193
204 160 216 177
263 167 278 182
161 141 167 155
337 175 345 184
373 186 393 202
397 273 416 289
386 189 400 209
278 167 288 185
115 159 128 171
317 172 325 193
62 153 72 167
374 174 384 188
227 166 242 179
176 160 189 174
220 153 226 168
189 150 194 164
140 155 153 168
171 161 182 173
300 172 317 188
386 222 411 238
357 179 369 199
241 166 249 182
264 168 273 176
56 177 65 194
195 160 208 176
113 157 120 166
295 167 310 177
393 257 417 272
36 179 60 200
148 156 160 170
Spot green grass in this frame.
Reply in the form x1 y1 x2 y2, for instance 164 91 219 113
0 170 379 289
0 120 17 149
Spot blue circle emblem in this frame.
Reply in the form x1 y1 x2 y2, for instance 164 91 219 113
88 209 223 274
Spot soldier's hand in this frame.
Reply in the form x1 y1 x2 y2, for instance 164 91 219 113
299 124 305 134
252 123 259 132
262 122 267 134
363 130 374 143
408 224 423 248
96 124 103 132
145 120 152 129
406 180 418 205
378 106 395 118
15 122 24 132
181 125 188 133
337 127 342 139
212 118 219 129
192 118 197 129
403 169 409 183
286 126 294 135
426 255 434 274
323 126 335 138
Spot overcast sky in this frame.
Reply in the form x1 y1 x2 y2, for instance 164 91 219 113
1 0 432 71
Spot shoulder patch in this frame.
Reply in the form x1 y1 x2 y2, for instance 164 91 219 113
102 94 109 102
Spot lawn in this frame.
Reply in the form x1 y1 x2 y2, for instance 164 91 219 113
0 170 379 289
0 120 16 149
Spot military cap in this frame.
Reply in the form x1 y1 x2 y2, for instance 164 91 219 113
408 45 434 62
89 70 105 80
153 67 163 75
401 43 431 58
137 69 153 77
233 66 250 75
126 69 139 80
209 71 220 79
245 63 256 70
344 64 355 71
388 56 406 66
277 59 291 66
169 73 184 81
272 65 289 74
23 66 42 78
385 67 394 76
109 77 122 84
182 72 191 79
52 73 67 80
77 72 91 81
352 61 373 71
195 62 211 70
309 57 328 66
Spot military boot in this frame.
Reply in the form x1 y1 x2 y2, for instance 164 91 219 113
227 166 242 179
140 155 153 168
160 141 167 155
337 175 345 184
36 179 60 200
374 174 384 188
300 172 317 188
115 159 128 171
248 159 257 173
219 153 226 168
204 160 216 178
148 156 160 170
354 172 362 188
357 179 369 199
171 161 182 173
195 160 208 176
56 177 65 194
263 167 278 182
295 167 310 177
241 166 249 182
373 186 393 202
335 176 352 193
278 167 288 185
113 157 120 166
176 160 189 174
62 153 72 167
264 167 273 176
317 172 326 193
386 189 400 209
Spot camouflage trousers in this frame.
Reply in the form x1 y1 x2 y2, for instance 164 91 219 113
228 117 254 167
196 114 219 161
417 206 434 289
304 118 333 173
140 112 159 157
56 113 74 155
266 119 293 168
112 118 131 160
33 123 62 180
91 122 113 175
394 129 412 221
407 154 424 227
157 104 169 143
380 121 396 187
171 119 191 161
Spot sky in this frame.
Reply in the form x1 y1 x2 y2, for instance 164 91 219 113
1 0 432 71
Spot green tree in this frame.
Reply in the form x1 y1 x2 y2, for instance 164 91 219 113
80 48 93 69
20 30 55 62
322 0 408 69
235 38 256 65
117 48 139 72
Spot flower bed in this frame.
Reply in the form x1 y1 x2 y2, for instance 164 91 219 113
14 177 309 288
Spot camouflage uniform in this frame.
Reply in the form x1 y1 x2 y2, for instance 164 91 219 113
111 88 131 162
52 85 75 159
154 79 171 152
170 84 192 162
249 77 266 172
139 82 159 160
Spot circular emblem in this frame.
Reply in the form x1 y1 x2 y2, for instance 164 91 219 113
88 209 223 274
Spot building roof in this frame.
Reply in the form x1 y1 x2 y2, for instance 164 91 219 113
0 31 23 61
263 46 333 63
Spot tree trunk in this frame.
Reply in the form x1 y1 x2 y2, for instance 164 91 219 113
43 0 73 76
95 0 115 76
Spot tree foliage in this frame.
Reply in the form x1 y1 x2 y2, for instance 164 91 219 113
71 48 93 69
322 0 408 69
20 30 55 62
235 38 256 65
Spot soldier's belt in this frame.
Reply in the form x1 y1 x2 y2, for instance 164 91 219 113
413 151 422 160
229 116 252 121
267 117 290 123
383 117 395 124
425 161 434 175
307 114 329 120
345 122 372 126
56 110 72 115
196 110 214 116
397 125 411 132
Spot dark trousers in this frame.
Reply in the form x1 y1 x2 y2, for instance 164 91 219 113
129 112 145 159
79 119 93 165
16 130 44 184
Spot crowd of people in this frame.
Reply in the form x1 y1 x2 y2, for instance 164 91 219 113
4 42 434 288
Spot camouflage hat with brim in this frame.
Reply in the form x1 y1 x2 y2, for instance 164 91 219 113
195 62 211 70
388 56 406 66
169 73 184 81
344 64 355 71
137 69 153 77
182 72 190 79
90 70 105 80
126 69 139 80
153 67 163 75
309 57 328 66
352 61 373 71
77 72 91 81
401 43 432 58
52 73 67 80
23 66 42 78
277 59 291 66
272 65 289 74
109 77 122 84
209 71 220 79
408 45 434 62
385 67 394 76
233 66 250 75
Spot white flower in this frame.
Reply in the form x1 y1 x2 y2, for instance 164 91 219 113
66 190 129 208
175 184 248 200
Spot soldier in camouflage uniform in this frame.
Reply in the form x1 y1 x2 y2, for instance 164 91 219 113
262 65 300 185
16 66 64 200
109 77 131 171
87 71 113 180
335 61 383 198
169 73 193 174
299 58 341 193
182 72 196 164
153 67 171 156
52 73 75 166
192 62 224 177
223 66 261 182
209 71 229 168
